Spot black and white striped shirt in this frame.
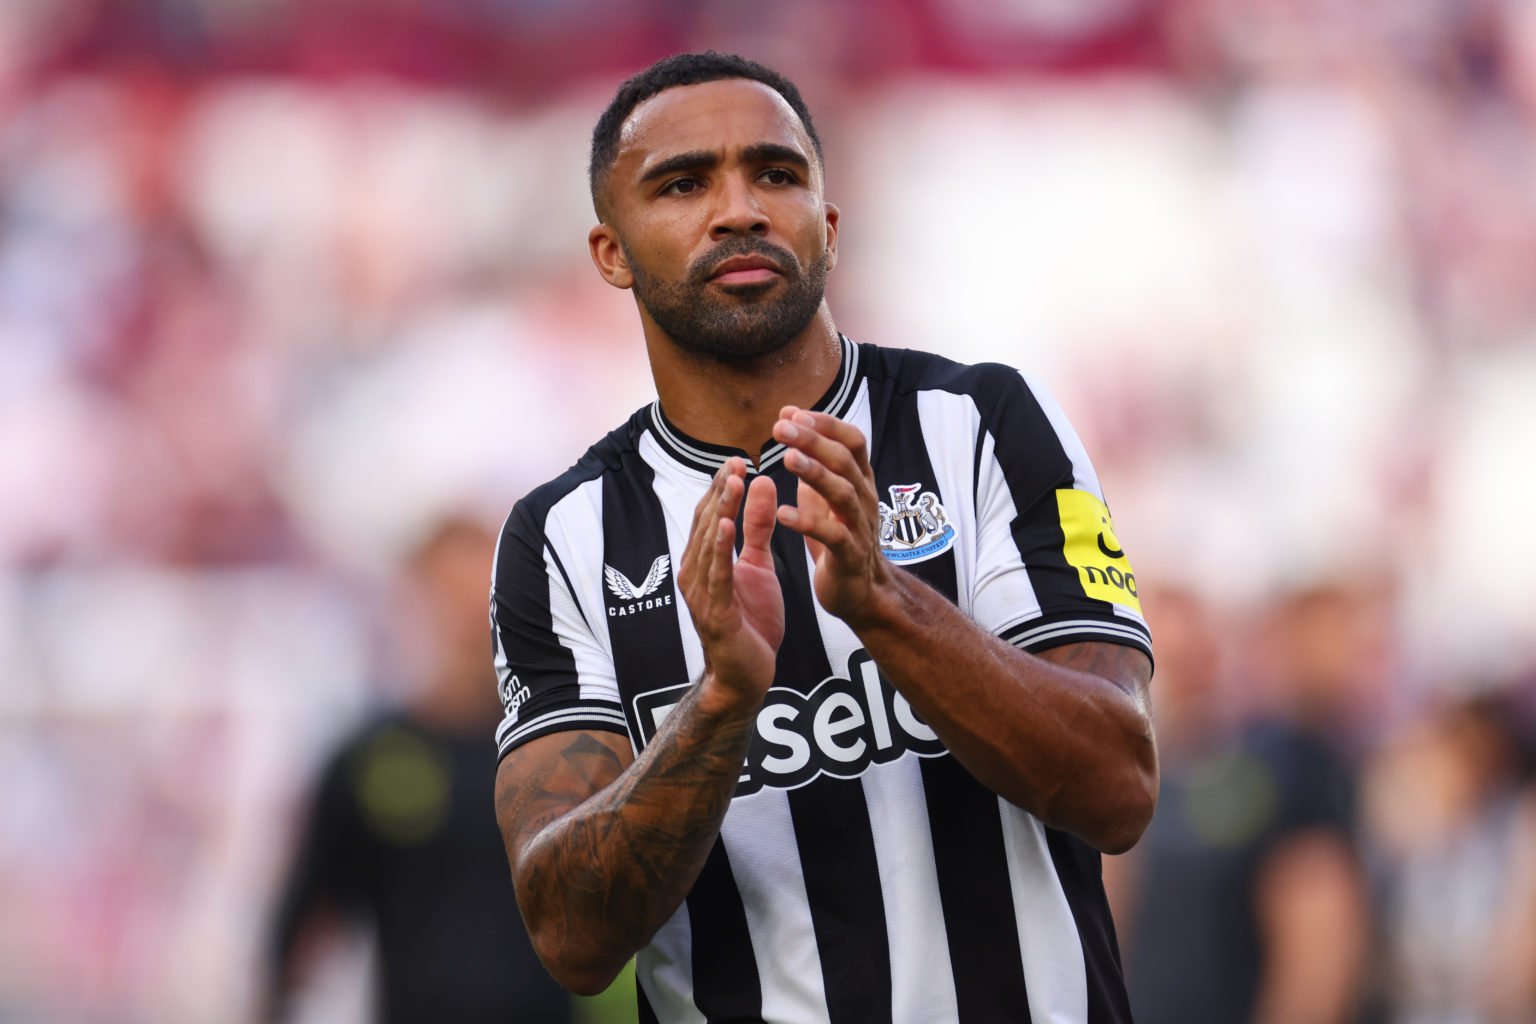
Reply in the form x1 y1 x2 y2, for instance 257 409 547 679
492 336 1151 1023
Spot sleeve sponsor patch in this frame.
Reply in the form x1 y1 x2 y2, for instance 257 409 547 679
1055 489 1142 614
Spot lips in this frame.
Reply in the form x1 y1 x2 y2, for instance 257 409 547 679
707 253 783 285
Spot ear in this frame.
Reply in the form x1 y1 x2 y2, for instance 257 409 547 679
823 202 840 273
588 223 634 290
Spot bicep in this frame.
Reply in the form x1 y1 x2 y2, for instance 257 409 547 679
1036 640 1152 708
494 729 635 871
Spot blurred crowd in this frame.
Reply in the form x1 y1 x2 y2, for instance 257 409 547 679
0 0 1534 1021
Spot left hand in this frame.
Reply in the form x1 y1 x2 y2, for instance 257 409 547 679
771 406 897 629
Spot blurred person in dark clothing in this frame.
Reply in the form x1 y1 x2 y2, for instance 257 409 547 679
1108 584 1369 1024
263 518 572 1024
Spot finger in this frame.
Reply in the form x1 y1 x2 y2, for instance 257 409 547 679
783 448 864 526
685 463 737 583
773 421 877 521
705 507 738 621
776 407 873 478
693 463 745 618
716 460 747 528
777 497 850 551
680 465 728 592
740 474 778 557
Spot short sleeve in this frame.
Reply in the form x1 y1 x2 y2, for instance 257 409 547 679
968 369 1153 663
491 501 627 761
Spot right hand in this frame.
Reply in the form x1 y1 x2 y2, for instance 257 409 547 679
677 457 784 706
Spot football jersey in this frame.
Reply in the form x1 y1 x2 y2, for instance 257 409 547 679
492 336 1151 1024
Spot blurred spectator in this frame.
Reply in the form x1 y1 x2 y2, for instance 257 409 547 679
1109 585 1369 1024
262 518 571 1024
1362 695 1536 1024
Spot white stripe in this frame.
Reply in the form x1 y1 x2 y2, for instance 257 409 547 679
1007 617 1150 641
636 903 707 1024
652 451 829 1022
720 803 831 1023
998 801 1089 1024
1111 603 1151 632
497 707 626 749
1005 618 1151 649
969 430 1046 636
914 388 983 617
798 390 962 1024
542 479 627 707
862 755 961 1024
651 403 731 470
1013 629 1152 655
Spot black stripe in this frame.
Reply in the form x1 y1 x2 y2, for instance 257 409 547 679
867 377 1033 1023
980 382 1116 617
602 454 763 1022
859 344 1128 625
772 465 893 1024
972 418 987 510
690 843 764 1023
492 501 590 761
1045 827 1134 1024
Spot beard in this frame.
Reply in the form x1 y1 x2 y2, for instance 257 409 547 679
626 236 829 364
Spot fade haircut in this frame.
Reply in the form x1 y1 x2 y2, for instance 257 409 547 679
588 51 824 221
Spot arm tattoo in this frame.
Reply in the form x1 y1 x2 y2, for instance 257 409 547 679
499 683 754 978
1038 641 1152 709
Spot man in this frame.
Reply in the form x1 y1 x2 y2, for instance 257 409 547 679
1107 586 1366 1024
267 519 572 1024
492 51 1157 1023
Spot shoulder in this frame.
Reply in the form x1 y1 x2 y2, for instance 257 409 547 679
854 340 1027 398
857 341 1031 402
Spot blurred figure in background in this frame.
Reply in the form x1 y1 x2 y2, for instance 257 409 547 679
1362 694 1536 1024
1110 584 1369 1024
262 518 572 1024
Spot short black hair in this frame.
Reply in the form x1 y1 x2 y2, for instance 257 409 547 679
588 51 823 220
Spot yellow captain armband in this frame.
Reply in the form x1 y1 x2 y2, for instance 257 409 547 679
1055 489 1142 614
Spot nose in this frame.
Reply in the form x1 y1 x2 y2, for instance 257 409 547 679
708 173 769 239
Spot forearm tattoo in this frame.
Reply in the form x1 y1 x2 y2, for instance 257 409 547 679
497 683 754 970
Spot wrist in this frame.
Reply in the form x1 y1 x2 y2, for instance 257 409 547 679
695 670 770 721
843 565 917 638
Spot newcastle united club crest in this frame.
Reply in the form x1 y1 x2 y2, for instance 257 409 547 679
877 483 956 564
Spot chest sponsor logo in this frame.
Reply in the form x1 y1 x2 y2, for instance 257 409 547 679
632 651 948 798
1056 489 1141 613
604 555 674 617
877 482 956 564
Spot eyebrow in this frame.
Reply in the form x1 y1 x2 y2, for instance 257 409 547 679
740 143 812 173
636 142 813 186
638 150 718 186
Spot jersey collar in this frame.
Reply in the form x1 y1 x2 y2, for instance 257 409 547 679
648 334 862 476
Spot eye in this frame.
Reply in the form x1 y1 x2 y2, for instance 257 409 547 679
660 177 701 196
760 168 797 186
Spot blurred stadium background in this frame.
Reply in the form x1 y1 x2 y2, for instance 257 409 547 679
1 0 1535 1021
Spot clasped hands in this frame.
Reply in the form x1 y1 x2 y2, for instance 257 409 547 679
675 406 898 703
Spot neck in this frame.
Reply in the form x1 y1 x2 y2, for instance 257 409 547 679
646 305 842 462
